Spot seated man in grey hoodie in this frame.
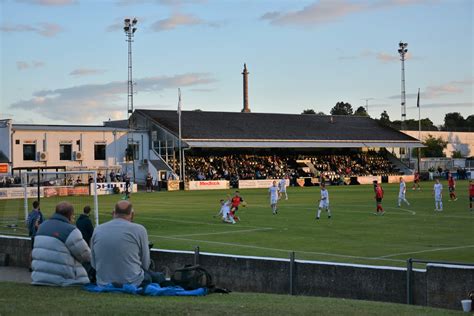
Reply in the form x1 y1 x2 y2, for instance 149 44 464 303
91 200 163 287
32 201 91 286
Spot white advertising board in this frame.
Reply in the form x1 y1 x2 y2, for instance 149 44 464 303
0 187 43 200
238 179 289 189
90 182 138 195
186 180 229 191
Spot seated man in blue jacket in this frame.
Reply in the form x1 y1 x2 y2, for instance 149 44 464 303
91 200 163 287
32 201 91 286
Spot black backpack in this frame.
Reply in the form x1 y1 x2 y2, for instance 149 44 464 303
171 265 214 290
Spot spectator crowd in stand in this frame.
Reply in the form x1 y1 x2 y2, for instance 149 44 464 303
180 151 402 183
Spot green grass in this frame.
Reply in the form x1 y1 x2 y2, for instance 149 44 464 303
0 282 464 315
1 181 473 267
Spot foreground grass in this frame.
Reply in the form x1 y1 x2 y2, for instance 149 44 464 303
1 181 473 267
0 282 464 315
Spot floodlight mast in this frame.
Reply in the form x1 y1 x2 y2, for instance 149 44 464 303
124 17 137 181
398 41 408 160
398 41 408 131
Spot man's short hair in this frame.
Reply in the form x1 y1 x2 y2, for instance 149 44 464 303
56 201 74 218
83 205 91 214
115 200 133 216
32 200 40 209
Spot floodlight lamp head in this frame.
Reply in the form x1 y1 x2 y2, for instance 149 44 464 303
132 18 137 25
124 26 129 32
404 43 408 47
132 27 137 33
398 49 402 53
404 49 408 53
124 18 130 23
399 42 403 47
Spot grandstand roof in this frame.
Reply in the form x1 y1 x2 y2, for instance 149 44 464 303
134 109 422 148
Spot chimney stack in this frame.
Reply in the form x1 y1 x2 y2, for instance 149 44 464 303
241 63 250 113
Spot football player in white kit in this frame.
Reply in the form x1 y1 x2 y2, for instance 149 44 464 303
433 179 443 211
215 198 235 224
398 177 410 207
278 177 288 200
316 183 331 220
269 180 280 215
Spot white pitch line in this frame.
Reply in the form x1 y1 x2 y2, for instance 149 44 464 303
380 244 474 258
138 215 272 230
148 234 404 263
385 206 416 215
170 227 273 238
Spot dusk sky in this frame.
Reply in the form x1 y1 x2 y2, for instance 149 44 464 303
0 0 472 126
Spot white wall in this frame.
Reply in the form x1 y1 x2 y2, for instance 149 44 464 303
0 120 12 161
402 130 474 158
9 127 150 183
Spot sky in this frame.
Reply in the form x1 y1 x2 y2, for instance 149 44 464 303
0 0 472 126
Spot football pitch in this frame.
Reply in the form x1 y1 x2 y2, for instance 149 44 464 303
1 181 473 267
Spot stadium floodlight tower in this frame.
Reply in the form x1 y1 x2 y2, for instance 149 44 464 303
124 17 137 180
398 41 408 160
398 41 408 130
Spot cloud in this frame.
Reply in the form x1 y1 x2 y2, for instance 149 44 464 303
261 0 431 27
69 68 107 76
16 0 76 5
387 78 473 100
338 50 415 63
0 23 62 37
115 0 205 6
16 60 45 70
150 13 207 31
407 102 473 109
9 73 215 123
190 88 215 92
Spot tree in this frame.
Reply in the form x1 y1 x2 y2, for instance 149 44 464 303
420 134 448 158
379 111 391 126
466 115 474 132
330 102 353 115
443 112 465 131
316 111 326 115
354 106 368 117
452 150 463 158
302 109 316 114
420 118 438 131
399 118 438 131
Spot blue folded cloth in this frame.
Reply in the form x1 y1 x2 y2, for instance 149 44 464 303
84 283 208 296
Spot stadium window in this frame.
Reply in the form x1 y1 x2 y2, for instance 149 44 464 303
94 144 106 160
23 144 36 161
59 144 72 160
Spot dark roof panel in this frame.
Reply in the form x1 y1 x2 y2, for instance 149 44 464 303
135 109 419 142
0 151 9 163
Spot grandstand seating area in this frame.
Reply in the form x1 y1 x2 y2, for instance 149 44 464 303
180 151 402 183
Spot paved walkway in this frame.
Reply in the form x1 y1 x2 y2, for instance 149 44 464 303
0 266 31 283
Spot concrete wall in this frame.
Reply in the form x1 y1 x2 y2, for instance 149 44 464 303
1 235 472 311
426 264 474 310
0 235 31 267
403 130 474 158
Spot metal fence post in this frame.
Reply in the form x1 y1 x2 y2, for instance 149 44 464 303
407 258 413 305
290 251 295 295
194 246 200 265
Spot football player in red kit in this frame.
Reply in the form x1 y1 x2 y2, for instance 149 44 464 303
374 181 384 215
447 172 457 201
229 191 244 221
